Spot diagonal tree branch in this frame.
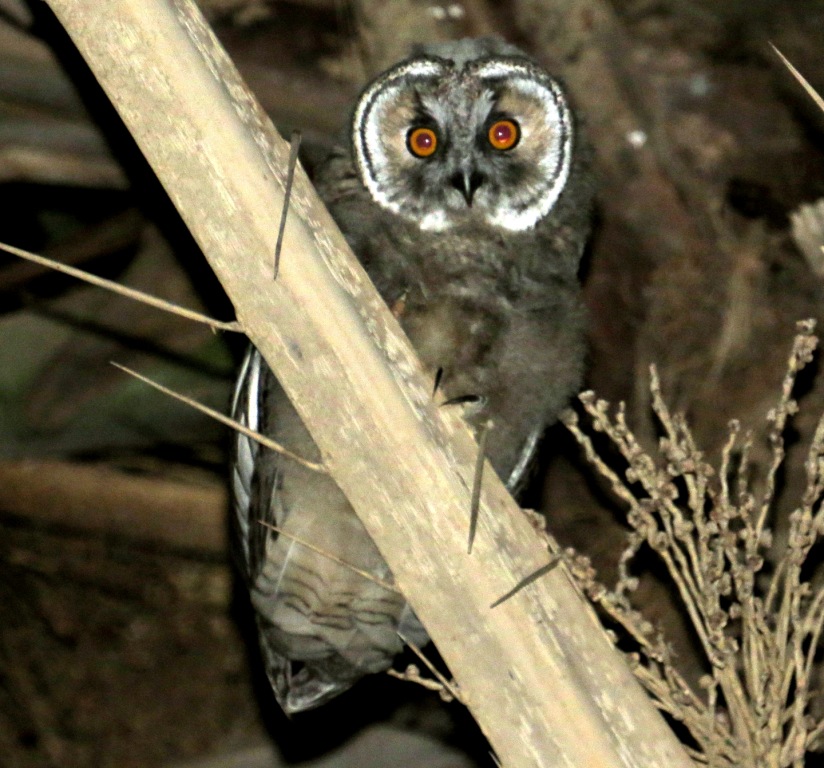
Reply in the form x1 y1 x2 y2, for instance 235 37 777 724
41 1 695 766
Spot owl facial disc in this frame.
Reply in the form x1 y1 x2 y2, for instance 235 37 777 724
352 54 573 233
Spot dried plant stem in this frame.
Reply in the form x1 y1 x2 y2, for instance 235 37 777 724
0 240 241 332
565 320 824 766
386 665 453 697
398 636 463 704
771 44 824 114
258 521 396 593
111 362 326 473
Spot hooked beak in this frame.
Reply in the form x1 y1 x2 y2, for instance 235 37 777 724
449 169 484 207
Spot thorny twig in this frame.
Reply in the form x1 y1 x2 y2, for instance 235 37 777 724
111 362 326 473
273 130 301 279
562 319 824 767
771 44 824 115
0 241 241 332
468 419 491 554
489 556 562 609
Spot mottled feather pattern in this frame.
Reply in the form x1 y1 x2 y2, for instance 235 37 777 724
231 37 592 713
233 348 429 712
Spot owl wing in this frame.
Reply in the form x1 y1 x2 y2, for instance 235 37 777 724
231 347 427 713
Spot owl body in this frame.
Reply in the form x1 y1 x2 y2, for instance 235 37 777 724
232 38 592 713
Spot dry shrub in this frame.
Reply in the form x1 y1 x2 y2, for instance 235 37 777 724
562 319 824 767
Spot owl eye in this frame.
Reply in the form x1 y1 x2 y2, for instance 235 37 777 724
488 119 520 151
407 126 438 158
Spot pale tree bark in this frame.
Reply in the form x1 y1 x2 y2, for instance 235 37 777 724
42 1 695 766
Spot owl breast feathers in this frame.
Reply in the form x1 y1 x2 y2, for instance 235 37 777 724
231 36 593 713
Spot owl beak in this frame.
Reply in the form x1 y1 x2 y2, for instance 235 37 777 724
450 170 484 207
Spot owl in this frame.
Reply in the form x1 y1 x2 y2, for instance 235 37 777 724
231 37 593 714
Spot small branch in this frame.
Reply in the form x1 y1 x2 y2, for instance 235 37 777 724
397 634 463 705
0 209 143 295
0 240 241 332
386 665 451 695
771 44 824 114
111 362 326 473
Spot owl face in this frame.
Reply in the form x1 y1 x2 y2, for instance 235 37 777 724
352 55 573 233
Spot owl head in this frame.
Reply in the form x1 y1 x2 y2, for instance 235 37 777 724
351 43 574 233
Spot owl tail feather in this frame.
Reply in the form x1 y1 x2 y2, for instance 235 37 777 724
259 635 355 714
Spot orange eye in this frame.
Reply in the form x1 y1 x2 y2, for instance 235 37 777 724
488 119 520 151
407 127 438 158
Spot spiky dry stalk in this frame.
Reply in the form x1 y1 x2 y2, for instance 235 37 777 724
563 320 824 767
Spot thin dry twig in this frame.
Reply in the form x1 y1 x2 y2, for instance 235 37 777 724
397 634 463 704
0 240 241 332
258 520 397 593
386 665 452 697
771 44 824 115
111 362 326 473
